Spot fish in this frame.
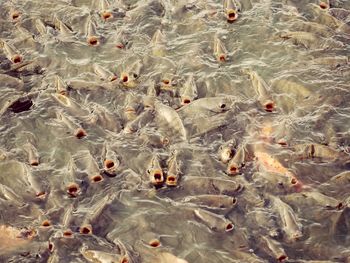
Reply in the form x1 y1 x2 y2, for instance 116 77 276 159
139 129 169 148
80 194 116 233
242 68 275 112
124 93 142 121
227 144 250 175
0 40 22 63
223 0 241 22
52 93 89 116
259 236 288 262
213 35 228 62
181 176 243 196
254 149 300 189
268 195 303 241
193 208 234 232
283 191 343 211
85 16 100 46
179 74 198 105
218 139 237 164
62 157 81 198
56 110 88 139
74 150 103 183
88 103 122 133
23 142 39 166
81 247 120 263
165 150 181 186
124 108 154 134
101 141 120 176
98 0 114 21
146 154 164 186
182 194 237 211
56 18 75 39
177 96 237 117
55 75 69 95
93 63 118 82
34 18 49 37
128 59 143 80
277 30 319 49
112 239 136 263
292 143 350 163
154 100 187 142
150 29 166 57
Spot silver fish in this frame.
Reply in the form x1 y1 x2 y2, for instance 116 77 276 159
213 35 228 62
181 176 243 196
165 150 181 186
1 40 22 63
146 154 164 186
74 150 103 183
101 141 120 176
269 195 303 241
180 74 198 105
154 100 187 142
193 208 234 232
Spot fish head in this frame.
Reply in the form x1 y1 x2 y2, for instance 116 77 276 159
149 168 164 186
226 9 238 22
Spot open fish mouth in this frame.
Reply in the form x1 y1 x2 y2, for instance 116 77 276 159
227 10 238 22
87 36 99 46
166 175 177 186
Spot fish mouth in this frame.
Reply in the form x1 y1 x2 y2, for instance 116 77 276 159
120 257 129 263
80 224 92 235
227 164 239 175
277 138 288 147
182 98 192 105
264 101 275 112
11 11 21 21
67 182 80 197
121 73 129 83
225 222 234 232
218 54 227 62
227 10 238 22
277 255 288 262
319 2 328 9
12 54 22 64
292 231 303 240
41 220 51 227
101 11 113 20
90 174 104 183
116 43 125 49
87 36 99 46
30 159 39 166
148 239 161 248
166 175 177 186
104 159 116 170
63 229 74 238
75 128 87 139
151 170 164 185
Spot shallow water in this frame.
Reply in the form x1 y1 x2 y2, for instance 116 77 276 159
1 0 350 262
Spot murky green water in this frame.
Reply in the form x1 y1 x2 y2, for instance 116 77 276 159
1 0 350 262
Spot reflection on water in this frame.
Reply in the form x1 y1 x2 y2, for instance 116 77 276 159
1 0 350 262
